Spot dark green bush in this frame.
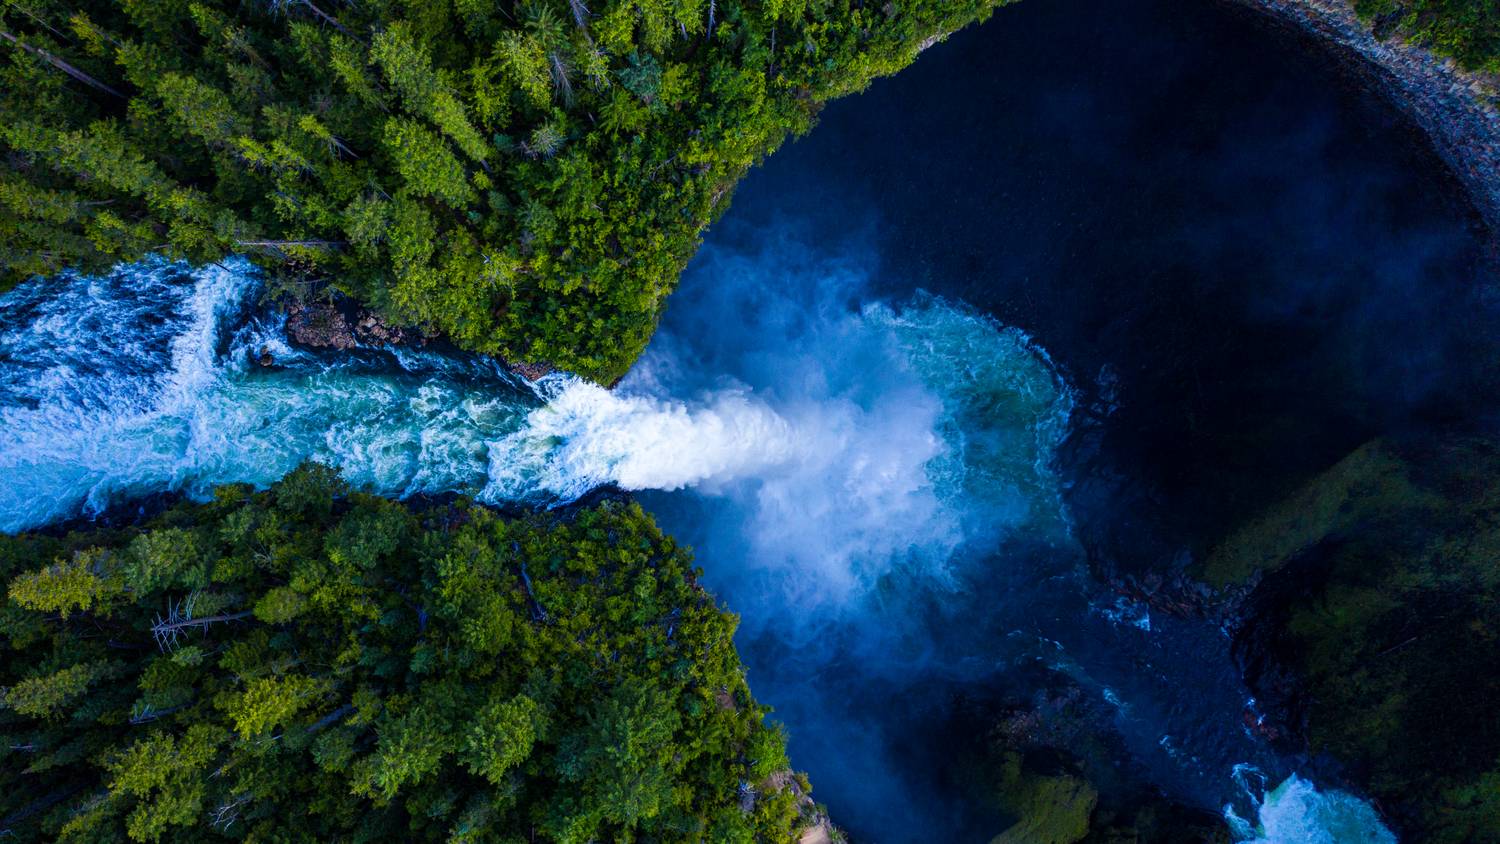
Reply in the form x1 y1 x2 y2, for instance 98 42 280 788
0 0 1005 381
0 466 807 842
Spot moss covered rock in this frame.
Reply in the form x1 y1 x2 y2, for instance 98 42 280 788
1219 435 1500 842
944 668 1229 844
989 754 1097 844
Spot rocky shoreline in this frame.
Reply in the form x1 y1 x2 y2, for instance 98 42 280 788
284 298 431 351
1066 0 1500 618
1058 2 1500 821
1227 0 1500 246
1214 435 1500 840
278 297 555 381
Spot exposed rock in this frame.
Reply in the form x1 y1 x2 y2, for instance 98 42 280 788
1219 435 1500 841
914 29 951 55
1098 566 1232 623
1241 700 1293 746
1229 0 1500 248
758 770 843 844
281 297 561 383
714 687 739 711
284 300 356 351
352 312 413 346
507 360 556 381
284 299 428 351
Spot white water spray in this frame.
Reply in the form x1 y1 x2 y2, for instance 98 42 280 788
1226 768 1398 843
483 377 811 500
0 257 1072 594
0 257 1402 844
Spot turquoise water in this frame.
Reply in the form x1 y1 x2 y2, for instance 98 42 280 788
0 259 529 530
0 258 1071 562
1229 772 1399 844
0 256 1399 842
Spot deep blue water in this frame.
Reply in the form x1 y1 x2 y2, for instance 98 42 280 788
0 0 1491 841
711 0 1496 562
641 0 1496 840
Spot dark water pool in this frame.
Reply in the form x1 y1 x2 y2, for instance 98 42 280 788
646 0 1497 840
724 0 1497 562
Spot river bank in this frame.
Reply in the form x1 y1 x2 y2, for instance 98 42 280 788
1 0 1491 839
1227 0 1500 247
280 295 556 381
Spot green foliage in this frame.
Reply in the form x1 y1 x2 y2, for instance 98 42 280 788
383 118 476 207
989 751 1097 844
462 693 543 786
7 549 121 617
0 466 806 842
1355 0 1500 73
944 666 1232 844
1221 436 1500 843
1198 440 1428 589
251 585 306 623
748 720 792 781
1 660 117 719
224 674 331 739
0 0 1008 382
100 723 225 842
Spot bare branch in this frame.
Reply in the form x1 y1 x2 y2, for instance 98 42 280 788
0 29 124 98
209 794 251 831
152 595 254 652
129 702 187 724
235 239 346 249
512 543 549 624
305 703 355 734
549 52 573 106
567 0 591 32
269 0 358 41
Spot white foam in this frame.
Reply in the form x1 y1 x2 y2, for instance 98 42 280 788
1226 773 1398 843
0 258 1074 623
0 258 525 531
483 377 811 500
475 296 1073 612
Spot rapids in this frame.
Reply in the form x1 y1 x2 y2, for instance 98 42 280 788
0 250 1395 842
6 0 1488 839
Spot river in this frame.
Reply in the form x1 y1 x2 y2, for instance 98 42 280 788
3 0 1495 840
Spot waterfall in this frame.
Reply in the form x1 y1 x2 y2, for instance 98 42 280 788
0 257 1072 572
0 256 1398 843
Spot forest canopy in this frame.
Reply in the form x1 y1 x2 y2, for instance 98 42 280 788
0 0 1006 382
0 467 811 842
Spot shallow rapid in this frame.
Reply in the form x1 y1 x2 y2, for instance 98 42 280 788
0 253 1396 842
6 0 1486 836
0 256 1069 544
0 258 528 531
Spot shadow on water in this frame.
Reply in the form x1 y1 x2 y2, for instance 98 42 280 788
0 0 1493 840
643 0 1498 840
726 0 1497 566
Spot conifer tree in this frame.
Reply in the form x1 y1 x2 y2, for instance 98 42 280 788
0 466 813 842
0 0 1008 382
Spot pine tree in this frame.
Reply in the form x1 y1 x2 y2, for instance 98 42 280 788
0 466 815 842
0 0 1011 383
